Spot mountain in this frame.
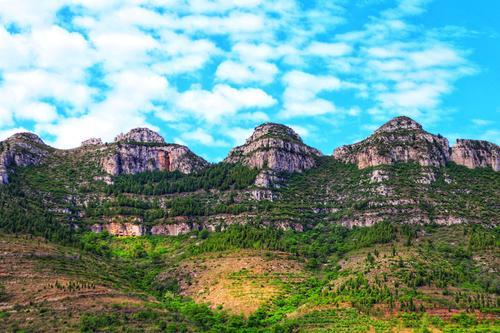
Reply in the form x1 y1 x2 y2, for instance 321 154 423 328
0 117 499 332
0 128 208 185
101 128 209 176
0 133 52 184
225 123 322 173
451 139 499 171
224 123 322 189
333 116 450 169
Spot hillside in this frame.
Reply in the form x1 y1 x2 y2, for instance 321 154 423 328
0 117 499 332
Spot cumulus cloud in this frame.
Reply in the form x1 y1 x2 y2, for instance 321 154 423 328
0 0 484 153
306 42 353 57
180 128 229 147
176 84 276 122
216 60 278 84
280 71 342 118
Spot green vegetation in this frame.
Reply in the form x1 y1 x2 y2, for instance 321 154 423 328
1 150 499 332
0 283 7 301
107 163 259 195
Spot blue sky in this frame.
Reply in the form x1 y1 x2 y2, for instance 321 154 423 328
0 0 498 162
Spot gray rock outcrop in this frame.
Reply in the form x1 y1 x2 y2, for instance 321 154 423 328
333 116 450 169
224 123 322 173
451 139 499 171
115 128 165 144
0 133 51 184
102 128 208 176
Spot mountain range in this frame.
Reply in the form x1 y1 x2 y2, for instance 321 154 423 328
0 116 498 332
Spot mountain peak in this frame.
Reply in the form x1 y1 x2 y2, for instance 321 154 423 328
375 116 423 134
7 132 46 146
115 128 165 144
225 122 321 175
333 116 449 169
249 123 303 143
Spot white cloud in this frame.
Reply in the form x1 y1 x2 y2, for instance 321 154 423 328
0 127 30 141
32 25 94 75
176 84 276 122
287 124 309 138
306 42 353 57
0 1 61 27
225 126 254 145
91 30 158 70
0 70 94 110
410 46 463 68
180 128 228 147
280 71 342 118
471 119 491 126
17 102 58 123
215 60 278 84
36 70 168 148
0 0 482 154
0 106 13 126
383 0 432 18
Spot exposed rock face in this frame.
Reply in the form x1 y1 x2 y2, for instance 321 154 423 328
102 144 208 176
224 123 322 173
0 133 51 184
91 223 146 236
451 139 499 171
102 128 208 176
81 138 103 146
115 128 165 144
333 116 450 169
150 223 191 236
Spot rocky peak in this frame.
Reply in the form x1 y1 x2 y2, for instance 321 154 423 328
81 138 103 147
102 128 208 176
1 132 51 184
333 116 450 169
451 139 499 171
246 123 302 143
115 128 165 144
375 116 423 134
8 132 46 145
224 123 322 176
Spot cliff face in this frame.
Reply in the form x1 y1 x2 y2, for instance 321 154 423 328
333 116 450 169
451 139 499 171
0 133 51 184
224 123 322 173
102 128 208 176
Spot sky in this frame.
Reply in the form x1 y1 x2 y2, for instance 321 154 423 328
0 0 499 162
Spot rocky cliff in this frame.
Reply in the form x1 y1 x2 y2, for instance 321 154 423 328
114 127 165 144
81 138 103 147
0 133 52 184
333 116 450 169
224 123 322 173
451 139 499 171
102 128 208 176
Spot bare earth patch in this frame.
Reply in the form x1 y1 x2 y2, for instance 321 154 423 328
177 250 307 316
0 234 150 331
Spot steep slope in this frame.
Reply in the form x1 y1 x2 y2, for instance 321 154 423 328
0 121 499 332
0 133 53 184
333 116 450 169
225 123 322 173
101 128 209 176
451 139 499 171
